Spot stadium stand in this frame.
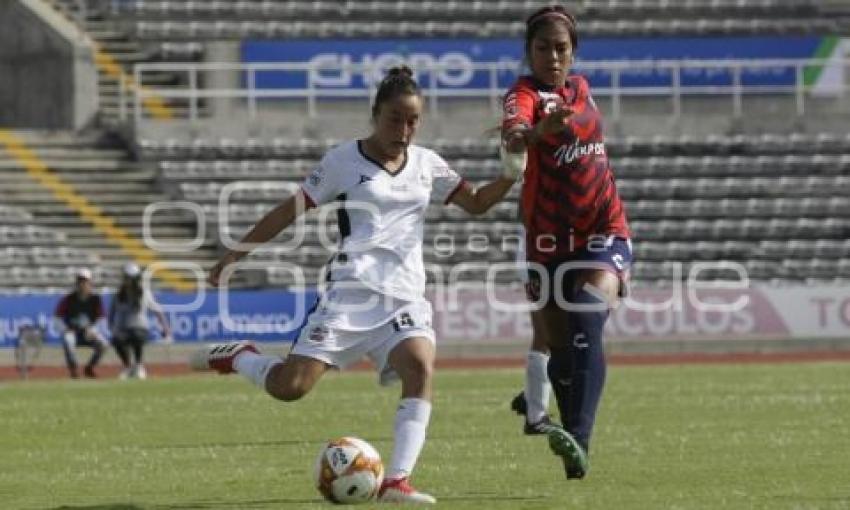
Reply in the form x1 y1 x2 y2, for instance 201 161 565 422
142 133 850 287
107 0 850 39
0 131 218 291
46 0 205 125
1 0 848 292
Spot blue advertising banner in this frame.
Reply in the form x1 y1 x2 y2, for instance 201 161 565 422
0 289 319 347
242 36 831 91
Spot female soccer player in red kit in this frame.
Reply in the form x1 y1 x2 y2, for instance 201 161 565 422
502 5 633 479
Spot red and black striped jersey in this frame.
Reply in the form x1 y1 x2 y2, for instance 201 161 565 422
502 74 630 264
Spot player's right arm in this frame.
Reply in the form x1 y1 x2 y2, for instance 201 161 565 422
207 190 313 287
502 84 536 152
502 80 573 150
209 153 343 287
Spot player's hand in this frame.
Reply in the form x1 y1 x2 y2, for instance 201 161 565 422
500 142 527 180
207 252 238 288
537 107 574 137
503 129 527 153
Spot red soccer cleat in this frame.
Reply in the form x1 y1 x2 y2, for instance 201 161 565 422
188 341 258 375
378 477 436 505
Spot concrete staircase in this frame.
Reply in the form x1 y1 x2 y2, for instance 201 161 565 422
0 131 219 289
44 0 203 126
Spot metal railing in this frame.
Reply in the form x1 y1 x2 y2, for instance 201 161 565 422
62 0 105 25
128 58 849 127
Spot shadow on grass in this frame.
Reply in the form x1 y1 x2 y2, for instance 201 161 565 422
775 495 850 503
154 499 321 508
147 433 507 451
45 500 320 510
146 436 395 450
438 495 549 502
47 505 145 510
44 493 544 509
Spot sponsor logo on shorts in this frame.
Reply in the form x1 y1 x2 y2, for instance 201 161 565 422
309 326 328 342
612 253 625 271
573 332 589 349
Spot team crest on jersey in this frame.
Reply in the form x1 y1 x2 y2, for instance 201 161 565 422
538 91 563 114
432 165 454 179
308 166 325 186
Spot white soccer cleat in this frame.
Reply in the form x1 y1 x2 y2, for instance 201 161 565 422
378 477 436 505
118 367 132 380
188 341 259 374
132 364 147 380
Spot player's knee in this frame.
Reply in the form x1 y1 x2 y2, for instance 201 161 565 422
576 271 619 306
267 377 311 402
268 385 305 402
401 356 434 388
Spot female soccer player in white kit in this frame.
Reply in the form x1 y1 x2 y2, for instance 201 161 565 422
191 66 527 504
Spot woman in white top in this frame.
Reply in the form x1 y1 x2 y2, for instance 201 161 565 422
110 263 171 380
191 66 526 504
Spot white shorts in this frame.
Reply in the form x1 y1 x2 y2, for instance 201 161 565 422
291 286 435 386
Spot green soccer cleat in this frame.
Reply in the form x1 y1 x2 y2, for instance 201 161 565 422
545 424 589 479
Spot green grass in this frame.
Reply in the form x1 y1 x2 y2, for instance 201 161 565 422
2 363 850 509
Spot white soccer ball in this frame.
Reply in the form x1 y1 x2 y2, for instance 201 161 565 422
313 437 384 505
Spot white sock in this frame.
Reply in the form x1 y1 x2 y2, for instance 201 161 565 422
387 398 432 480
233 351 282 390
525 350 551 423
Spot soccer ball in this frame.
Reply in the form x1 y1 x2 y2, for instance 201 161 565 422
313 437 384 504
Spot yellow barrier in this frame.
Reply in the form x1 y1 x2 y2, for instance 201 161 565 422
0 130 195 291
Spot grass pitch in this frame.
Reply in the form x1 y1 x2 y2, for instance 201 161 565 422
2 362 849 509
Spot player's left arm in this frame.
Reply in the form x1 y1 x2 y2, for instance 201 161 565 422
525 77 594 143
432 147 522 216
448 177 516 216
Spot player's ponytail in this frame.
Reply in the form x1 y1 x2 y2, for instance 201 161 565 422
372 65 421 119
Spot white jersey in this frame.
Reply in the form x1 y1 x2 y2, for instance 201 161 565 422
301 140 464 302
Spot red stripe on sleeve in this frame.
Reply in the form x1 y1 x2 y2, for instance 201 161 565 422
444 179 468 205
299 187 317 209
501 80 537 133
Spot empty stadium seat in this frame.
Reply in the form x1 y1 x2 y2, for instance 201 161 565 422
146 131 850 286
